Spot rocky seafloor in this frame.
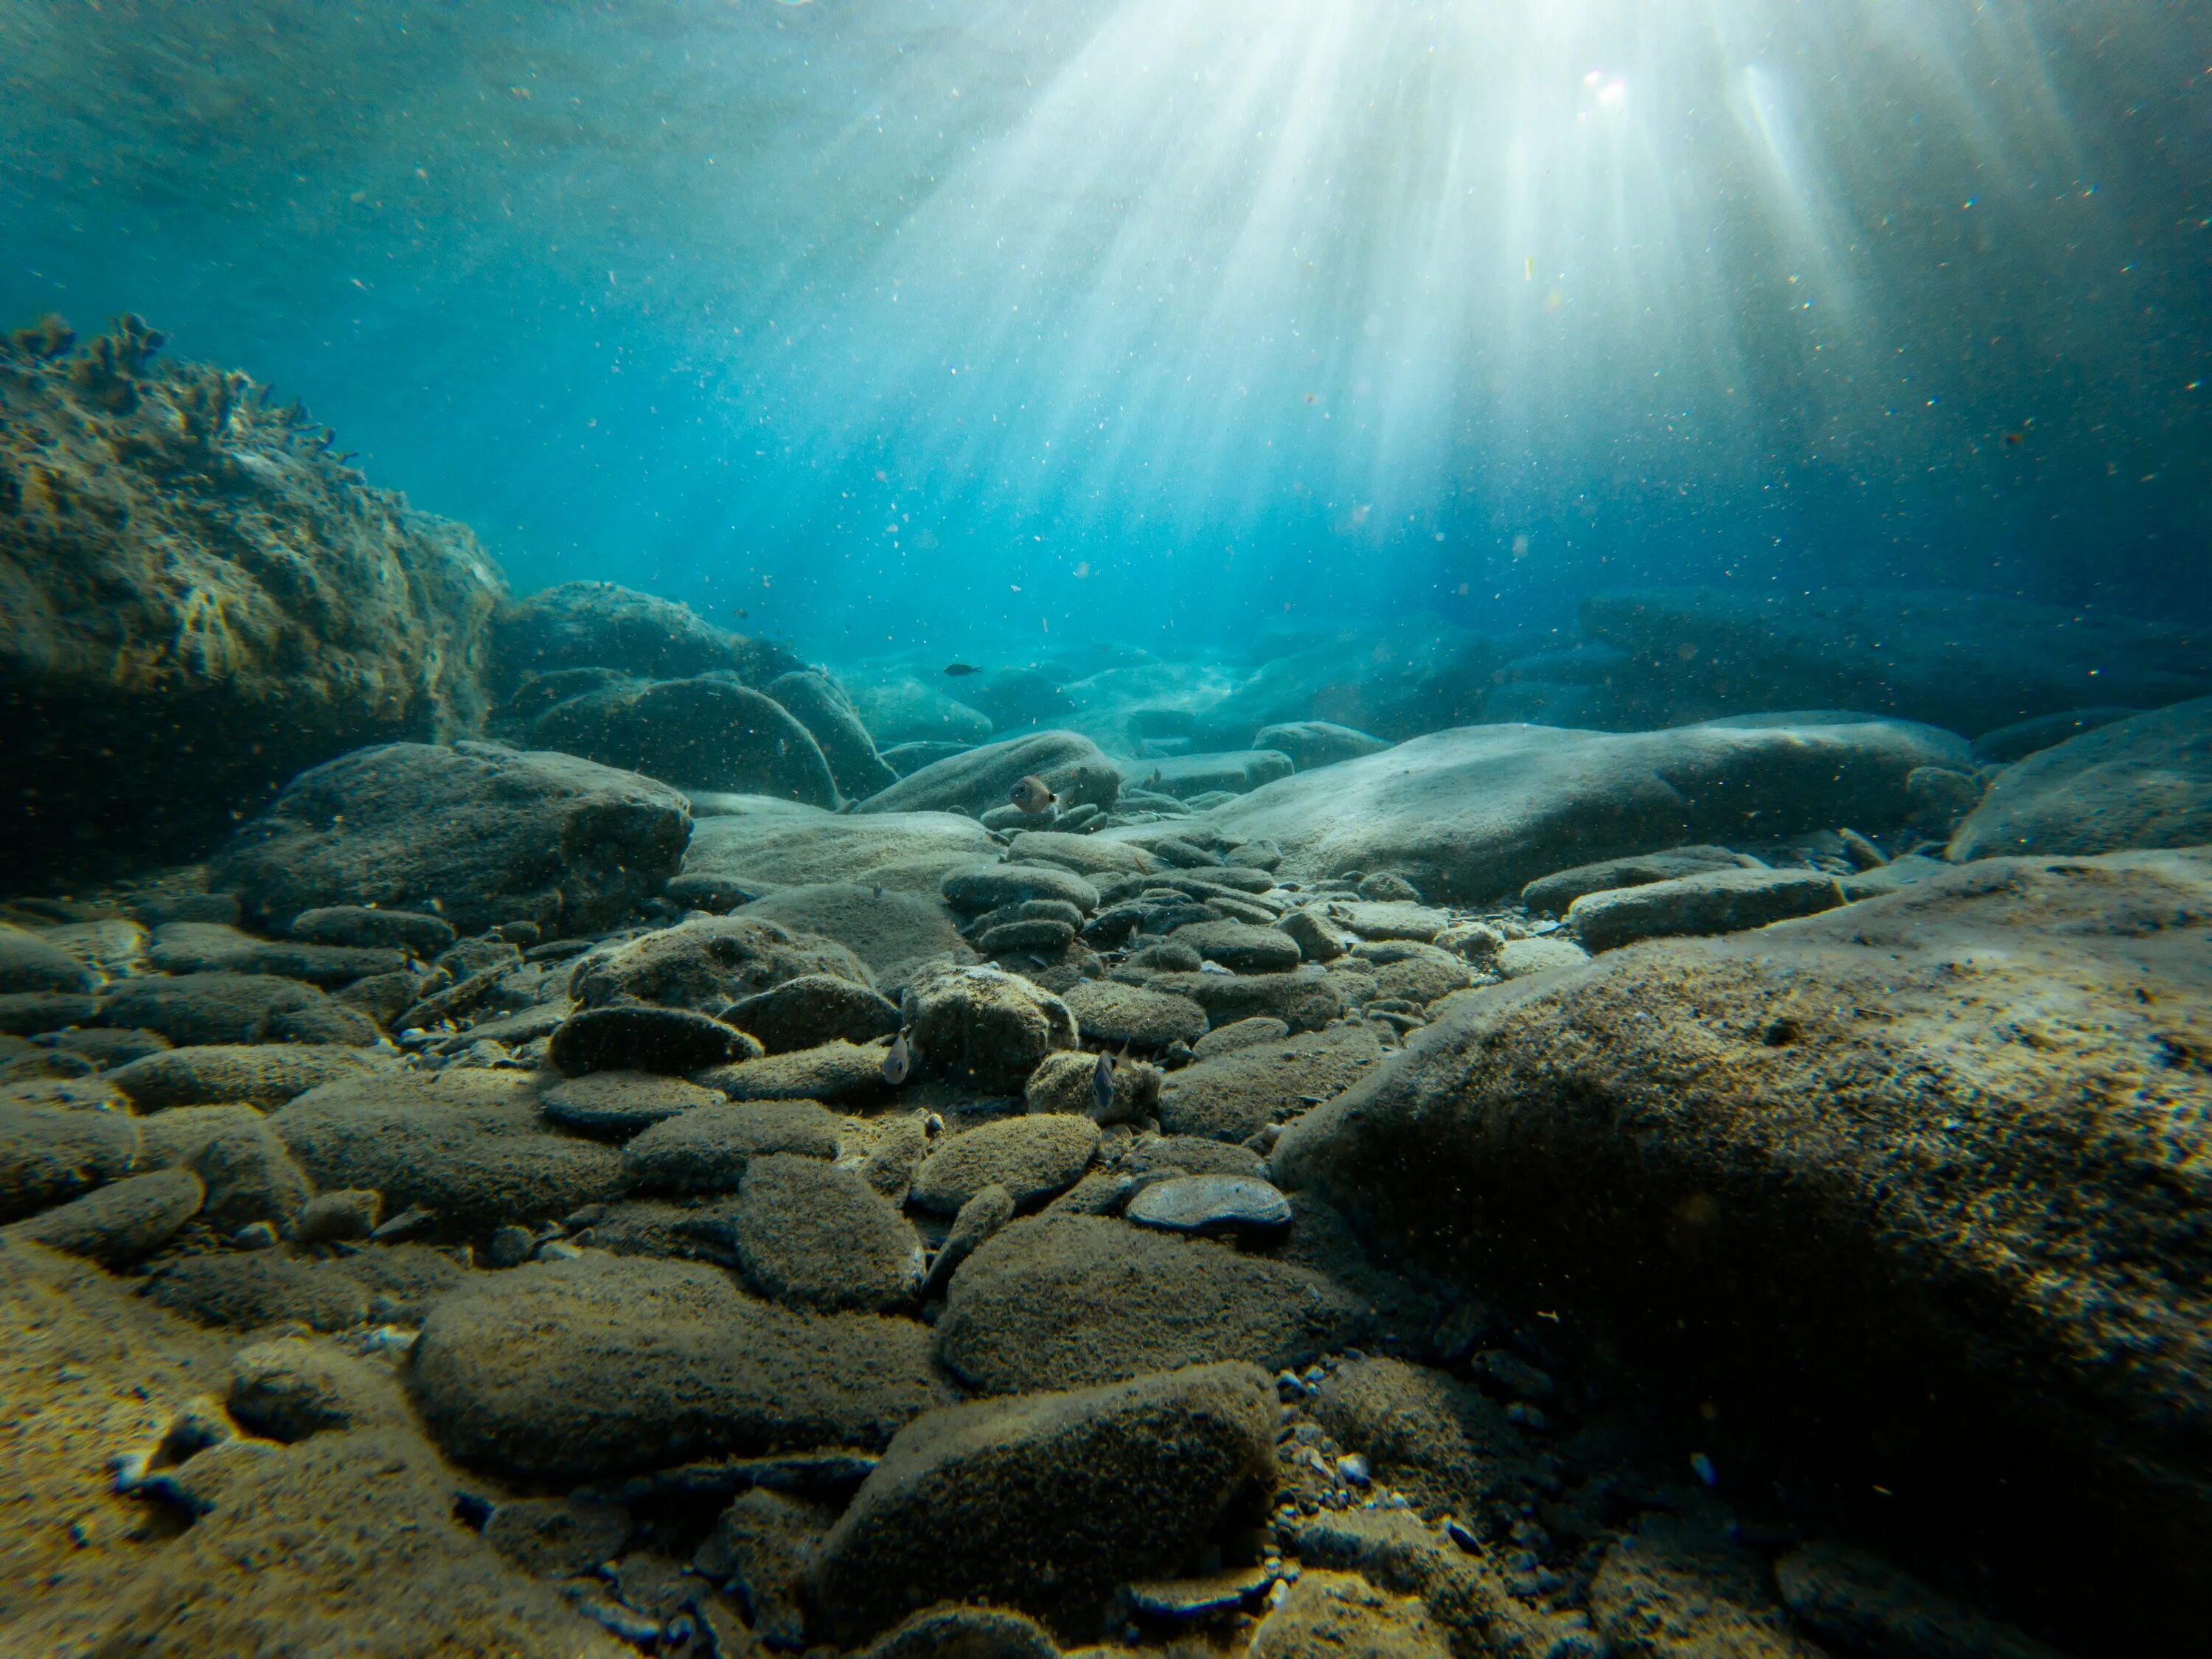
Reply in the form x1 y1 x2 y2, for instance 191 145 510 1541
4 324 2212 1658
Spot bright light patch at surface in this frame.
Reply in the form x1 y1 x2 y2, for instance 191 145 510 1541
0 0 2201 636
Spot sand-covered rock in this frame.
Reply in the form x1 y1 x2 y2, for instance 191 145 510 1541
907 962 1078 1092
622 1099 841 1192
1276 849 2212 1632
729 1152 923 1312
1254 720 1394 771
4 1166 203 1265
911 1114 1100 1214
1520 845 1759 913
411 1253 947 1479
212 739 692 936
1198 714 1970 902
1950 696 2212 860
0 1102 143 1221
936 1213 1368 1393
572 913 872 1012
272 1071 625 1235
98 972 380 1047
1568 867 1846 951
813 1362 1278 1641
108 1043 389 1111
725 973 902 1052
0 924 96 995
768 668 900 799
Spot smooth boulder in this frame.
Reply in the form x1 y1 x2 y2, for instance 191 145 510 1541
411 1253 946 1480
814 1362 1277 1642
1950 697 2212 860
212 740 692 937
1201 715 1969 904
532 675 841 805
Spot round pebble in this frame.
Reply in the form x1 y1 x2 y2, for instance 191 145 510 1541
1123 1173 1293 1242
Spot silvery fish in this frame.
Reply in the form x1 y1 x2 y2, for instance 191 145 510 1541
1092 1051 1115 1116
881 1032 911 1085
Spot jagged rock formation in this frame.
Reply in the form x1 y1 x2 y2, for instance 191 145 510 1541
0 315 504 877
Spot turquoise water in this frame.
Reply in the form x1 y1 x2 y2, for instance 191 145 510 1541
4 0 2204 655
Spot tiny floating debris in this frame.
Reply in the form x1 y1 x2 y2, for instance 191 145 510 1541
943 662 980 677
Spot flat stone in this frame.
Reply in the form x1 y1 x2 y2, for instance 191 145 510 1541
855 730 1121 819
723 973 902 1054
1127 1174 1293 1242
7 1166 204 1265
813 1362 1278 1642
1062 978 1207 1050
571 914 873 1015
698 1038 894 1104
1004 830 1159 878
226 1336 408 1440
0 925 95 995
0 1102 143 1222
730 1152 924 1312
1158 1023 1385 1143
1169 920 1302 973
1192 1016 1291 1059
287 905 456 956
411 1253 947 1480
147 922 406 987
98 973 380 1048
1495 936 1591 979
540 1071 720 1139
935 1214 1367 1394
683 798 999 897
1254 721 1394 771
734 883 975 993
1568 867 1847 952
143 1251 373 1332
1145 969 1343 1034
910 1114 1101 1214
1520 846 1759 913
548 1006 757 1076
108 1044 389 1112
942 863 1101 915
271 1071 625 1235
622 1099 841 1192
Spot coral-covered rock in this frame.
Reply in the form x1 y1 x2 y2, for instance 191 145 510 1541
1 316 504 877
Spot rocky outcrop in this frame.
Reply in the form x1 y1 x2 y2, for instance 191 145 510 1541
1276 849 2212 1648
1 316 504 877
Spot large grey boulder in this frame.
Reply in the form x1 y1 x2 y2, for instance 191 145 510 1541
813 1363 1278 1642
906 963 1078 1093
488 580 800 690
1579 586 2212 734
411 1253 947 1480
768 669 900 800
530 675 841 805
212 740 691 937
855 731 1121 818
1197 715 1971 903
1950 697 2212 860
1274 849 2212 1649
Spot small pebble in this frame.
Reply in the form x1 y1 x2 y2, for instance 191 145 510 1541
232 1222 279 1250
1335 1453 1371 1487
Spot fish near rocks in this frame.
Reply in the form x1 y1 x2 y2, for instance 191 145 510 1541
1009 775 1059 815
882 1034 913 1086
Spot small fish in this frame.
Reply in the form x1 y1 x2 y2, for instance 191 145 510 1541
943 663 980 677
881 1033 911 1085
1689 1451 1719 1488
2003 431 2025 446
1009 774 1058 814
732 606 749 619
1092 1051 1115 1116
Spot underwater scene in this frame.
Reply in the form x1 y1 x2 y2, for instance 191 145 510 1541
1 1 2208 1653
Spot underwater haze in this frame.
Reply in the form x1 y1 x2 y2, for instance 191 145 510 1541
7 5 2212 1658
6 0 2207 649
